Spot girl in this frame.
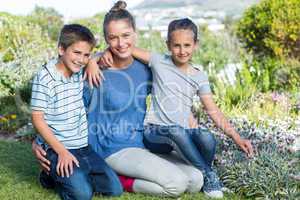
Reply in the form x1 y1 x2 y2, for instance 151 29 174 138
94 18 254 198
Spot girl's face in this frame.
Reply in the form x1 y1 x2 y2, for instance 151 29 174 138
167 29 198 68
105 20 136 61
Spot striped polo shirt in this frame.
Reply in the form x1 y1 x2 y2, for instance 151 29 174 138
31 59 88 149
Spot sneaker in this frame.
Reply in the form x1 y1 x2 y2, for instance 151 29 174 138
203 171 224 199
39 171 55 189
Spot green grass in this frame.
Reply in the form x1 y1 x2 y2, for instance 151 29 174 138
0 140 243 200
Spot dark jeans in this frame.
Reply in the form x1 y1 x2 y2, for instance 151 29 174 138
46 146 122 200
144 124 217 173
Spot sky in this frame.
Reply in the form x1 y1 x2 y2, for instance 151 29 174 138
0 0 143 20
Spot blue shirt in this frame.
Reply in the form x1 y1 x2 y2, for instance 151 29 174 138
83 59 152 158
31 59 88 149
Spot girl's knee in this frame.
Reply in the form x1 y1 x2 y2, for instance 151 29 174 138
197 129 216 148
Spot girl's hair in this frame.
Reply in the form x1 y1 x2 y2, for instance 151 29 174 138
167 18 198 42
103 1 136 39
58 24 96 49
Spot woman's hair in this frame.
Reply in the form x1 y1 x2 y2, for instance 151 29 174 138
58 24 96 49
167 18 198 42
103 1 136 39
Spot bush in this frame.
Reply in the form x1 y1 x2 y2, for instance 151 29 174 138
0 13 53 62
236 0 300 59
27 6 64 41
236 0 300 92
212 117 300 199
194 27 241 72
241 55 300 92
71 13 105 50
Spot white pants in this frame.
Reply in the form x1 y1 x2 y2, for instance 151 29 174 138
105 148 203 197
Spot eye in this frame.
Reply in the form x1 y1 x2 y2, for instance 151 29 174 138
123 33 131 38
73 51 81 55
108 36 117 41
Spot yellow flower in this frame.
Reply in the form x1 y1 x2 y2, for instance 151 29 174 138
10 114 17 119
0 117 8 122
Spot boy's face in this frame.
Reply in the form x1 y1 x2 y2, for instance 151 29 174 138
105 20 136 60
167 29 198 68
58 41 92 77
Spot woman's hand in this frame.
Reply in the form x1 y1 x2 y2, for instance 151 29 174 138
84 57 105 88
99 49 114 68
56 149 79 178
32 140 51 173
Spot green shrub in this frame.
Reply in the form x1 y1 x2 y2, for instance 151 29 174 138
194 27 240 72
243 56 300 92
27 6 64 41
236 0 300 59
71 13 105 50
0 13 53 62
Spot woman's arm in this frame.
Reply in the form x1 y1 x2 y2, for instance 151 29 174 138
200 94 254 157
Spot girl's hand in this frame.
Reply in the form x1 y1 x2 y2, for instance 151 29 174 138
56 150 79 178
234 137 254 157
32 140 51 173
84 57 105 88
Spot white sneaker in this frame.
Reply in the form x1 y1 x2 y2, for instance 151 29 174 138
204 190 224 199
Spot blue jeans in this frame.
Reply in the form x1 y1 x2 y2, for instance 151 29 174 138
46 146 122 200
144 124 216 173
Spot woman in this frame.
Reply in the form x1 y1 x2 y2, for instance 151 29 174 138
32 1 203 197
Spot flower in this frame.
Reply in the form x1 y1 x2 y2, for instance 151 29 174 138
10 114 17 119
0 117 8 122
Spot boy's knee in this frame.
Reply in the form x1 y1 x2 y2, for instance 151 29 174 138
74 188 93 200
61 183 93 200
59 169 93 200
107 183 123 197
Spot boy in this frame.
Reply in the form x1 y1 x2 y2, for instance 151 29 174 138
31 24 122 200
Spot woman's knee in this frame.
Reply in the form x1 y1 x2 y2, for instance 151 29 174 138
186 169 204 193
165 172 189 197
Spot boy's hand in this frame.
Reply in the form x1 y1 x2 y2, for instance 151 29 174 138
234 137 254 157
56 150 79 178
32 140 51 173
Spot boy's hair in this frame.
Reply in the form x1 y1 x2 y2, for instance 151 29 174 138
167 18 198 42
58 24 96 49
103 1 136 40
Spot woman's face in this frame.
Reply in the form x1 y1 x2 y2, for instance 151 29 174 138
105 20 136 60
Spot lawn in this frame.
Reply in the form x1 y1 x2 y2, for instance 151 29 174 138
0 140 244 200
